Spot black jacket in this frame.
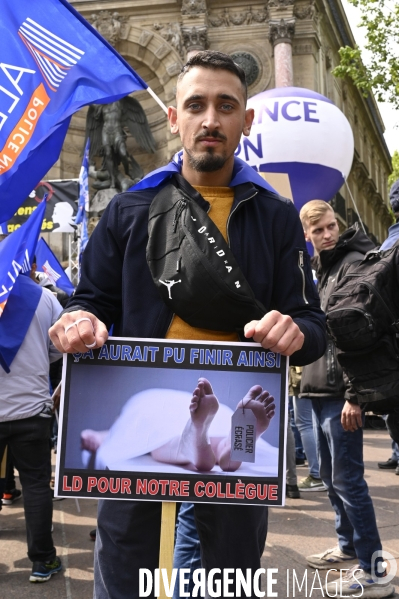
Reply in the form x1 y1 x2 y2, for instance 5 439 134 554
64 175 326 366
300 225 375 397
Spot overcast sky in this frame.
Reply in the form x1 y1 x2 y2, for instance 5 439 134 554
341 0 398 155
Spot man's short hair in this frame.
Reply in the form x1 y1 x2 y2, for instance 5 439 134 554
299 200 335 230
177 50 247 101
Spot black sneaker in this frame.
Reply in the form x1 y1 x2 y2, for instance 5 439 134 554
2 488 22 505
89 528 97 541
286 484 300 498
30 557 62 582
377 457 397 469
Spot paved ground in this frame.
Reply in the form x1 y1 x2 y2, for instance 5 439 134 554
0 428 398 598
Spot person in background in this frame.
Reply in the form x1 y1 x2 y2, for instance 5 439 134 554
288 367 306 465
286 367 302 499
299 200 392 599
372 179 399 452
294 395 325 491
0 246 63 583
1 451 21 505
377 440 399 474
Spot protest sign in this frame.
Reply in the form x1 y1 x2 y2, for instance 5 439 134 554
56 338 288 506
6 179 78 233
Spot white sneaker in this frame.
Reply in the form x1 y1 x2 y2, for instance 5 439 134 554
325 565 395 598
307 545 357 569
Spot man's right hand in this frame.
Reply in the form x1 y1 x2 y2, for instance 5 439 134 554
49 310 108 353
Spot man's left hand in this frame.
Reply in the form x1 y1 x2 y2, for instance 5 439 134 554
341 401 363 432
244 310 304 356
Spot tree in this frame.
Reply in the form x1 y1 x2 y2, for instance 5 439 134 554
388 150 399 188
333 0 399 109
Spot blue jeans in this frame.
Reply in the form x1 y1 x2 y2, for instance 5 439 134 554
173 503 201 599
311 398 382 573
288 396 305 460
386 410 399 446
392 441 399 461
294 397 320 478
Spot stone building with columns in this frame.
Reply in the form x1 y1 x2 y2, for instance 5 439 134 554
47 0 392 256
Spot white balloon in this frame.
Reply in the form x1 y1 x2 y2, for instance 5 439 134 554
236 87 354 209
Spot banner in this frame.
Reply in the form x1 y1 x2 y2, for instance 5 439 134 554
75 138 89 225
6 179 78 233
0 0 148 223
0 197 46 316
56 338 288 506
35 237 74 295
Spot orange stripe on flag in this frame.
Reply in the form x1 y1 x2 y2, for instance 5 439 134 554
0 84 50 176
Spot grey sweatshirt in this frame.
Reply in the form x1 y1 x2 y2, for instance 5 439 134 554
0 287 62 421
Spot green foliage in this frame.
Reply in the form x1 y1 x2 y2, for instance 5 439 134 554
388 150 399 188
333 0 399 109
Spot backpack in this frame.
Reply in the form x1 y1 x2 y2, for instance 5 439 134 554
146 183 266 332
326 241 399 409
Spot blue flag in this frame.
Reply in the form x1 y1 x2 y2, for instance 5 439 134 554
79 207 89 273
35 237 74 295
0 0 148 223
77 138 90 266
75 138 89 225
81 215 89 254
0 275 42 373
0 197 46 316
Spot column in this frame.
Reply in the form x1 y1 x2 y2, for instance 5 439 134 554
269 18 296 87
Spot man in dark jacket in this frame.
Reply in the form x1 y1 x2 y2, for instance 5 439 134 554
376 179 399 471
299 200 392 599
49 51 326 599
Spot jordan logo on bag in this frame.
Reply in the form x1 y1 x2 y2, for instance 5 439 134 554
159 279 182 299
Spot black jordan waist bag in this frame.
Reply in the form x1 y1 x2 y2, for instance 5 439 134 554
146 183 266 332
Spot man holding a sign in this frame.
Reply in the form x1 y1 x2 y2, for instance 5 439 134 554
50 51 326 598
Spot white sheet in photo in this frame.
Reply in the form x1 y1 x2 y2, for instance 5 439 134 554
82 388 278 476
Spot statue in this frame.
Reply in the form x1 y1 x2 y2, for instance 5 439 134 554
84 96 156 192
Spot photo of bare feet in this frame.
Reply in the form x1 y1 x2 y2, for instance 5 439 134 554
79 376 277 475
217 385 276 472
59 340 287 505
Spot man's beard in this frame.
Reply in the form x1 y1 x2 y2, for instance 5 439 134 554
185 130 229 172
186 148 227 172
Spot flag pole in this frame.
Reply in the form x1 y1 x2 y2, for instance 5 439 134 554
146 86 168 115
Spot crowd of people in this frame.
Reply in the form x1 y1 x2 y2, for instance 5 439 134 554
1 50 398 599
